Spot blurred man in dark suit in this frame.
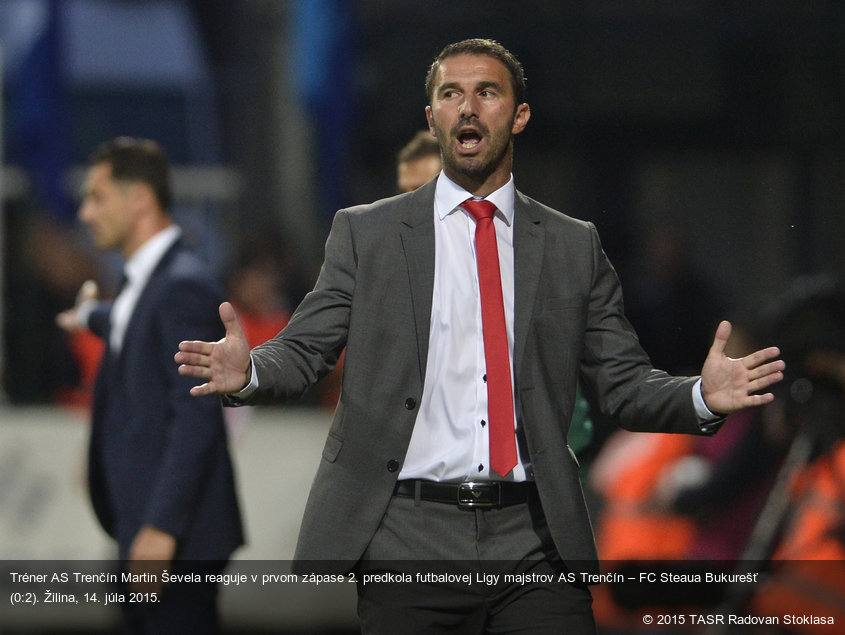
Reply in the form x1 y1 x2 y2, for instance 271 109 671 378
58 137 243 634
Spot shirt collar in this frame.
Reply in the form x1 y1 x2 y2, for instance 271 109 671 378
434 172 515 226
124 224 182 285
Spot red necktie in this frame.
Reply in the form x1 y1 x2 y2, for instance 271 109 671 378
461 199 518 477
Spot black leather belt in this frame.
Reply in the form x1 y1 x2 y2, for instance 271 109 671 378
393 480 535 509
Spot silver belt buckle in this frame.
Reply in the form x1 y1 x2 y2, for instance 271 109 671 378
457 482 500 508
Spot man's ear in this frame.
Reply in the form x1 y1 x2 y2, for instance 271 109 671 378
129 182 157 211
425 106 436 137
512 103 531 135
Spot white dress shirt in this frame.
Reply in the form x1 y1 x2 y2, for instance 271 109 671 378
95 225 182 353
399 173 528 482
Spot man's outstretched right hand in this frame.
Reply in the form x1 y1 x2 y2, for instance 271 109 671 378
175 301 252 397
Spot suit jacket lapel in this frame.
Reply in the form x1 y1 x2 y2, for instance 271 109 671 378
398 182 436 384
394 184 543 385
513 190 545 373
117 238 182 363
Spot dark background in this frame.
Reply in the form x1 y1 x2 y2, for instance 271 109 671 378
2 0 844 402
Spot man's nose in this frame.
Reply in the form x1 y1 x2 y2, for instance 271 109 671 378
459 94 478 117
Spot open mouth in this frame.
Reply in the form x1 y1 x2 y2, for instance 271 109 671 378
457 129 482 152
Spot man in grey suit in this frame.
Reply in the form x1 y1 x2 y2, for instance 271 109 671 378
176 39 784 633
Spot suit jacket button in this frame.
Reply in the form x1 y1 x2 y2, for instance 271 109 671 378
386 459 399 472
405 397 417 410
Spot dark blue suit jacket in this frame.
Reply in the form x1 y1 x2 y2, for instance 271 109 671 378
88 236 243 561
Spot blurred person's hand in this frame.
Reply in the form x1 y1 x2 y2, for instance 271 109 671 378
56 279 99 331
128 525 176 594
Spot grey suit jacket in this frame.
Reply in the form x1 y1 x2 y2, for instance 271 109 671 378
245 180 709 572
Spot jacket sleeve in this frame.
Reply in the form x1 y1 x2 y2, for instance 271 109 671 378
86 302 113 341
247 209 356 404
580 223 703 435
143 274 230 539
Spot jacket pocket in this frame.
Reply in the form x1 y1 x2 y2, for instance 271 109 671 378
322 432 343 463
541 295 586 312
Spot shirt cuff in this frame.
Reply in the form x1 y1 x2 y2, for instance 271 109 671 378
692 378 724 432
229 353 259 400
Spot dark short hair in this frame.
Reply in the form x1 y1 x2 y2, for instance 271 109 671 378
89 137 172 212
425 38 527 106
397 130 440 165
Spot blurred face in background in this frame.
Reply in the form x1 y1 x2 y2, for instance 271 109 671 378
78 163 136 253
397 153 441 193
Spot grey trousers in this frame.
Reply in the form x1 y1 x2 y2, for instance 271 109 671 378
356 486 596 634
